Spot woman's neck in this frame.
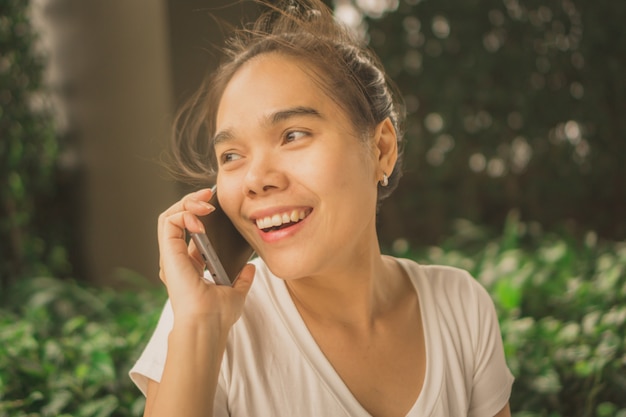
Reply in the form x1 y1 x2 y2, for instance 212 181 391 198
284 248 409 331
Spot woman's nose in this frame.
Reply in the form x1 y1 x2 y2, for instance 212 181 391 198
243 154 288 197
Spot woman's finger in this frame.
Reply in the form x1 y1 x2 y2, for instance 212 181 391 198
159 188 214 221
233 264 256 295
160 211 205 243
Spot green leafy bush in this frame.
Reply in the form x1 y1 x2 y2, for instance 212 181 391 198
0 273 166 417
398 212 626 417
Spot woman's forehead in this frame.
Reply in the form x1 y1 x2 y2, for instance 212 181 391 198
215 53 348 131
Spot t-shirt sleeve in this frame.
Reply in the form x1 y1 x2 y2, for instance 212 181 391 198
467 279 514 417
129 299 174 396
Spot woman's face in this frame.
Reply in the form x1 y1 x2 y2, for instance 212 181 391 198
214 53 386 279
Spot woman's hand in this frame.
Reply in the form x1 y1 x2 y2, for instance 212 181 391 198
157 188 255 329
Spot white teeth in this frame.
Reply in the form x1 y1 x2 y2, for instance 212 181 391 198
255 209 309 230
271 214 282 227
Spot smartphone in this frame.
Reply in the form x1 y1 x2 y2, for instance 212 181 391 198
190 186 254 286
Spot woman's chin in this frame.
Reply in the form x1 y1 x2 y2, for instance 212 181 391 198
260 254 313 281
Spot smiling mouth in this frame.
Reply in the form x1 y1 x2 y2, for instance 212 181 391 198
255 209 311 232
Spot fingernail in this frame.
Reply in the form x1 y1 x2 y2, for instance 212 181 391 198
195 216 206 233
199 201 215 211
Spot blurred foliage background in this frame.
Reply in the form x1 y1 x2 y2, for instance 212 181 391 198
357 0 626 246
1 0 625 416
0 0 73 294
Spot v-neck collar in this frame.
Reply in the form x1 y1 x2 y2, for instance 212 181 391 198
260 258 444 416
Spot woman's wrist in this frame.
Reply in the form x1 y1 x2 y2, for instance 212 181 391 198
171 312 230 347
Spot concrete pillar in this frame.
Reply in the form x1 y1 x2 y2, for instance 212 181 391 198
43 0 178 284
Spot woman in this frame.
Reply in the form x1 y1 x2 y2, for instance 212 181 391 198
130 1 514 416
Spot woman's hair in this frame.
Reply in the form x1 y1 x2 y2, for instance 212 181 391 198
170 0 405 204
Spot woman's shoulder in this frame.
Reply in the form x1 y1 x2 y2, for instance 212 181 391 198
395 257 479 288
394 257 493 313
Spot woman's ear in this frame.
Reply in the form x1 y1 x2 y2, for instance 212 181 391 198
373 117 398 178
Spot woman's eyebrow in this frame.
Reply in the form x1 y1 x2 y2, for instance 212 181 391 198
213 129 235 147
213 106 323 147
268 106 323 124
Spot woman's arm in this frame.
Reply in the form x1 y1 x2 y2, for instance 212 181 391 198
142 316 227 417
142 189 255 417
494 402 511 417
143 267 255 417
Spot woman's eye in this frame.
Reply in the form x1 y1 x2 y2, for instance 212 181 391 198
221 152 242 164
284 130 308 143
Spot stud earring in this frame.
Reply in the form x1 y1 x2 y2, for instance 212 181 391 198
381 173 389 187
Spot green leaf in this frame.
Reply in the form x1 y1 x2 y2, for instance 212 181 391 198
494 278 521 310
41 390 72 417
76 395 119 417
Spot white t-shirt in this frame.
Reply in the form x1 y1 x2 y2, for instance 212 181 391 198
130 257 514 417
